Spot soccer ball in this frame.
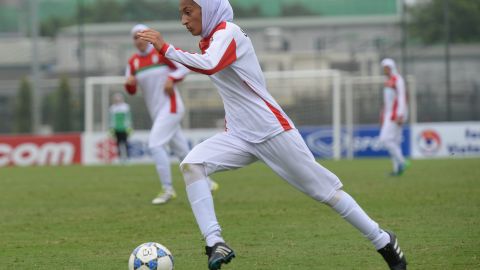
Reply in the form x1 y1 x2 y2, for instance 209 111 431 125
128 242 174 270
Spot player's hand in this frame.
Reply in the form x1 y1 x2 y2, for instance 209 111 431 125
164 78 175 96
126 75 136 86
137 29 165 52
396 117 404 125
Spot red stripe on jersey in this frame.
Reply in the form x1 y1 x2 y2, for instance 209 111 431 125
160 43 170 55
169 91 177 113
125 61 137 95
385 75 397 89
185 39 237 75
385 75 398 120
263 100 292 131
128 61 136 76
168 75 183 83
243 81 292 131
199 22 227 53
391 98 398 121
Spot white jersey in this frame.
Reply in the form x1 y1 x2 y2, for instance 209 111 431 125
382 74 408 124
159 21 294 143
125 47 189 121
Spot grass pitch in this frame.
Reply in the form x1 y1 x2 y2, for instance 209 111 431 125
1 158 479 269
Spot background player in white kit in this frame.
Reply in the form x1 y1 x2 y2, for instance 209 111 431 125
138 1 408 269
125 24 218 205
379 58 410 176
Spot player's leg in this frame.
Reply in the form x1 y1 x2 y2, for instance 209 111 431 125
148 119 178 204
180 133 256 269
169 128 219 192
394 125 409 174
149 145 176 204
118 131 129 164
255 130 406 269
114 131 126 164
380 122 404 174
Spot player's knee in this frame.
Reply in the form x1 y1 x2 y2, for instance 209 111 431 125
325 189 344 207
180 163 206 185
379 136 388 146
149 145 165 155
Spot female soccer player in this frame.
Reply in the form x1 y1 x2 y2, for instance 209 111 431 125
138 1 407 269
379 58 409 176
126 24 218 204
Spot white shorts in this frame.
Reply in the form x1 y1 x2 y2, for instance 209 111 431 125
149 114 189 158
379 120 403 144
181 129 343 202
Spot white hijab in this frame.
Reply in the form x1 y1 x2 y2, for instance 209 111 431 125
131 24 153 55
193 0 234 38
381 58 399 75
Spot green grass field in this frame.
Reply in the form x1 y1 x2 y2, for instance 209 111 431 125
1 159 479 269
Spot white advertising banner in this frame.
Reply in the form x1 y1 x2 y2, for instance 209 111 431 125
411 122 480 159
82 129 221 165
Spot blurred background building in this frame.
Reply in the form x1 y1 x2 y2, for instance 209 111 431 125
0 0 479 134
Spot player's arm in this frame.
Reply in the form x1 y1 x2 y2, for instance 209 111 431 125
137 29 237 75
164 59 190 96
395 77 407 125
124 63 137 95
166 59 190 83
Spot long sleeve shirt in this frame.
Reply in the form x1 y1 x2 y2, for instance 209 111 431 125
382 74 408 123
159 21 294 143
125 47 189 120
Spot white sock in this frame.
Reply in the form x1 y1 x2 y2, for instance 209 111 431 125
329 190 390 250
186 179 224 247
150 146 173 190
392 157 399 173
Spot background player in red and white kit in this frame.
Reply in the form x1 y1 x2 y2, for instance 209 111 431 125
126 24 218 205
138 1 407 269
379 58 409 176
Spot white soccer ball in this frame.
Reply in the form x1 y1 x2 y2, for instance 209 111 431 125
128 242 174 270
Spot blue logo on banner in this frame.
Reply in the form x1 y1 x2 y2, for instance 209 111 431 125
298 125 410 158
127 140 150 158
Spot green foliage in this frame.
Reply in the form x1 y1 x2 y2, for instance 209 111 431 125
409 0 480 44
1 159 479 269
122 0 180 22
80 0 124 23
53 76 72 132
231 4 263 18
14 77 32 133
40 16 72 38
281 3 316 17
6 0 398 35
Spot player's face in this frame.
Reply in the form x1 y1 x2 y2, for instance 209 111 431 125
179 0 202 36
133 34 149 52
383 66 391 76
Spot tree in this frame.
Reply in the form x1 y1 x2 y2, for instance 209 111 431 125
409 0 480 44
53 76 72 132
15 77 33 133
281 3 316 17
